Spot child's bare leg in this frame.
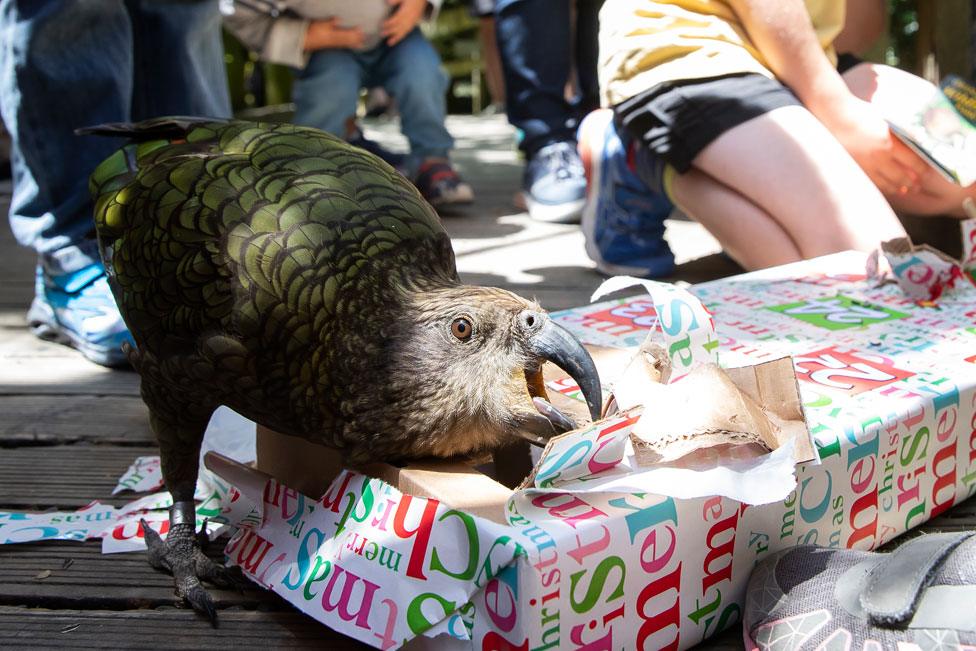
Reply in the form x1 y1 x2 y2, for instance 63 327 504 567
669 169 802 269
691 105 907 257
843 62 976 217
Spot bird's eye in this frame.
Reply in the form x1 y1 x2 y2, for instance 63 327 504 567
451 317 473 341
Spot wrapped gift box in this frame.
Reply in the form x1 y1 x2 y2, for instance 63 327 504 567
212 251 976 650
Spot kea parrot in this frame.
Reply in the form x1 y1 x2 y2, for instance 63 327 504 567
84 118 602 620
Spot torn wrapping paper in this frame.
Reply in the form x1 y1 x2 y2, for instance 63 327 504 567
205 454 523 647
112 456 163 495
590 276 719 382
100 471 259 554
535 281 813 505
0 503 117 544
519 388 802 506
0 471 256 553
0 405 259 552
881 218 976 301
525 357 811 505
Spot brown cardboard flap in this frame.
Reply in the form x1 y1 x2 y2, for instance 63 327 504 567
203 451 270 503
630 357 814 465
255 425 346 499
255 425 512 525
365 460 513 525
724 357 813 462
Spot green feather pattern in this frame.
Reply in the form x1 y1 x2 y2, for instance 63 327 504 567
91 119 458 457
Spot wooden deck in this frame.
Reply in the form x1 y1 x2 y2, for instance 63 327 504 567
0 115 972 649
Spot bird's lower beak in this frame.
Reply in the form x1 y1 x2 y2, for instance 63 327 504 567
517 320 602 446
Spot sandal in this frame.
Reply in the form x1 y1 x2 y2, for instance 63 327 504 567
744 532 976 650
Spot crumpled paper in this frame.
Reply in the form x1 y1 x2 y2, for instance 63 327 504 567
881 215 976 302
112 456 162 495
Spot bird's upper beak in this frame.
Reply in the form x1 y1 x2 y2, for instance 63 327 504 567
518 315 602 446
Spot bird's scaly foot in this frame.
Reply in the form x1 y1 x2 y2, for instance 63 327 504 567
142 518 248 625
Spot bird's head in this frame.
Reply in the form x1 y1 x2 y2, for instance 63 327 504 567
373 284 602 460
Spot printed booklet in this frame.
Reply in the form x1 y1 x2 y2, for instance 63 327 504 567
887 74 976 187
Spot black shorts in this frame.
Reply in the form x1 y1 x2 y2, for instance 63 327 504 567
613 73 801 175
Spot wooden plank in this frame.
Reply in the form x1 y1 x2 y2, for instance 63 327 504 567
0 445 157 509
0 606 367 649
0 330 140 396
0 280 31 308
0 309 27 327
0 541 271 611
0 395 151 446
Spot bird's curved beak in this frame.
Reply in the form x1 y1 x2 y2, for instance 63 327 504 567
518 319 602 446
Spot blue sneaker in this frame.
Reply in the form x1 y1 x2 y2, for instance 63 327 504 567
578 109 676 278
523 141 587 223
27 262 133 367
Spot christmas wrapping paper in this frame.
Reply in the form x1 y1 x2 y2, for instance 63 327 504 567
212 250 976 649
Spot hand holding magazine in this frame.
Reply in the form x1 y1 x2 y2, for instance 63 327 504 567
886 75 976 187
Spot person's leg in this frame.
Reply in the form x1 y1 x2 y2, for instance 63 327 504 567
373 28 453 166
573 0 603 116
668 170 802 269
842 62 976 217
494 0 574 153
691 105 907 259
291 49 363 138
0 0 135 365
372 29 473 207
127 0 231 119
495 0 586 222
0 0 131 267
478 16 505 108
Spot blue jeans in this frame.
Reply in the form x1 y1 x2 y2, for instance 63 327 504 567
0 0 230 275
494 0 602 155
292 28 453 174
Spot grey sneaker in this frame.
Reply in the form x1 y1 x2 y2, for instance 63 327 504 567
744 533 976 650
523 141 586 223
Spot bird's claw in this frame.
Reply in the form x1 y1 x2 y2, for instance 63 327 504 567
142 518 248 626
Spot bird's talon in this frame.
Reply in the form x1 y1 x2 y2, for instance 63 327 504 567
143 520 233 626
196 519 210 548
183 583 218 626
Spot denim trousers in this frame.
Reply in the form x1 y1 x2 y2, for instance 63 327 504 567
494 0 603 155
292 28 453 174
0 0 231 275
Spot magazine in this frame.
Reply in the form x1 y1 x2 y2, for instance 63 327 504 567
887 74 976 187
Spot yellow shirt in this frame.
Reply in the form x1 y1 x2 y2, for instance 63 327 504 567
599 0 844 106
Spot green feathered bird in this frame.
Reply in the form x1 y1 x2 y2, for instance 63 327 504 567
85 117 601 620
